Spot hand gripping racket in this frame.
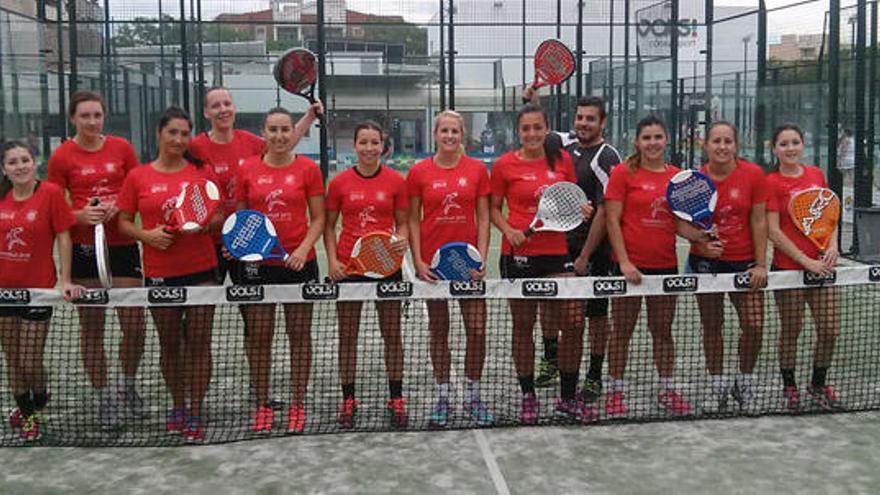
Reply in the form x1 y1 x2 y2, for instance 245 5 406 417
166 180 221 233
530 39 576 91
222 210 288 261
274 48 322 117
788 187 840 251
666 170 718 231
523 182 588 237
346 231 403 279
430 242 483 281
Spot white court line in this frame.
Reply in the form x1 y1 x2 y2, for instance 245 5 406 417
473 429 511 495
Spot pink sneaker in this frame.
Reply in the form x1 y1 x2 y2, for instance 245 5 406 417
807 385 840 410
386 398 409 429
605 391 628 418
252 405 274 433
287 403 306 434
337 397 358 429
183 416 205 443
165 408 186 434
658 389 693 416
520 392 539 425
8 407 22 429
782 386 800 411
19 412 41 442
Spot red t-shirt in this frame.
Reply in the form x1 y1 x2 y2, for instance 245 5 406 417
489 151 577 256
604 163 680 269
407 156 490 264
690 159 768 261
116 163 218 278
766 165 828 270
47 136 140 246
235 155 325 264
0 182 76 288
189 130 265 242
326 166 408 264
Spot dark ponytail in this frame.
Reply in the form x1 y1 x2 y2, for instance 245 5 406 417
157 106 203 167
517 104 560 171
0 140 33 199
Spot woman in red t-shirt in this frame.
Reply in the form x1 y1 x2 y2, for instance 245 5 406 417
324 121 410 429
0 141 84 441
766 123 840 411
604 116 715 418
117 107 222 443
688 121 769 414
233 107 325 434
490 104 594 425
46 90 147 430
407 110 493 428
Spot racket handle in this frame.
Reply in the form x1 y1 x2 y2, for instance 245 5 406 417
523 227 535 238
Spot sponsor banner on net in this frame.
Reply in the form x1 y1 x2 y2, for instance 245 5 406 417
662 276 699 293
449 280 486 297
522 280 558 297
377 281 414 299
225 285 265 303
147 287 188 304
302 282 339 301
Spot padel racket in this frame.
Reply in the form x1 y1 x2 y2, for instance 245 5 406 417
523 182 588 237
346 231 403 279
788 187 840 251
430 242 483 281
166 180 221 233
92 198 113 288
530 39 576 91
274 48 322 117
222 210 288 261
666 170 718 231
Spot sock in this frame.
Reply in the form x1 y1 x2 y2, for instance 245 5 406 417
811 366 828 388
32 390 48 410
389 380 403 399
781 368 797 388
543 337 558 364
466 379 481 402
437 383 450 401
587 354 604 381
659 377 674 392
710 374 728 394
611 378 625 393
15 393 35 417
342 383 356 400
519 374 536 395
560 372 578 400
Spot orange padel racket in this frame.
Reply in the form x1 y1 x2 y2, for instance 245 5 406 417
345 231 403 279
166 180 222 233
788 187 840 251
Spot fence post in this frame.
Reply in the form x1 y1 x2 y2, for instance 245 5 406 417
670 0 680 165
448 0 455 110
755 0 767 166
439 0 446 111
179 0 190 115
576 1 584 100
317 0 329 179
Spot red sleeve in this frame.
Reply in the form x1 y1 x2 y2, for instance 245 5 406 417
122 141 141 174
489 159 507 197
116 171 139 214
246 132 266 156
750 167 768 205
477 164 490 196
604 166 628 202
393 172 409 210
326 175 342 211
50 186 76 234
46 146 68 189
815 167 830 188
406 165 423 198
305 162 324 197
560 152 577 183
766 175 782 212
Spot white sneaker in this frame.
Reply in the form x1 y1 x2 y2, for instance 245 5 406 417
97 388 120 430
702 386 729 414
732 376 757 414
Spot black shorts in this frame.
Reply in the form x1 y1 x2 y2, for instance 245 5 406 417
0 306 52 321
215 244 243 285
610 264 678 277
72 243 143 280
338 270 404 284
688 254 754 274
145 268 218 287
499 255 574 279
239 260 320 285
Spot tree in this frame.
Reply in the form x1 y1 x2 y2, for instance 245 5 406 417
113 15 251 48
361 20 427 56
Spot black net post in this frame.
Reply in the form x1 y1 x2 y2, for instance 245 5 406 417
576 0 584 100
67 0 78 94
704 0 713 131
828 0 843 228
317 0 329 180
448 0 455 110
439 0 446 111
624 0 632 142
755 0 767 167
56 3 67 140
179 0 190 116
670 0 680 166
555 0 563 130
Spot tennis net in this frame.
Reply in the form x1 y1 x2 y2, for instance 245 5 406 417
1 266 879 446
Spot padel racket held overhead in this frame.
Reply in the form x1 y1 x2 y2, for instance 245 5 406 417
531 39 576 90
788 187 840 251
430 242 483 281
222 210 288 262
274 48 322 117
666 169 717 231
346 231 403 279
166 180 221 233
524 182 588 237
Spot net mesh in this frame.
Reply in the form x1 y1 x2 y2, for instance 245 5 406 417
1 267 879 446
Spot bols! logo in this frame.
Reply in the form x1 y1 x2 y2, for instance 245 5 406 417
449 280 486 297
226 285 265 303
302 282 339 301
522 280 558 297
734 272 752 290
377 281 414 298
803 271 837 286
0 289 30 305
662 276 698 293
148 287 187 304
74 289 110 305
593 279 627 296
869 266 880 282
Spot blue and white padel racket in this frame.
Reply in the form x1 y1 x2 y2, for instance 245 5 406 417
430 242 483 281
666 170 717 231
222 210 288 261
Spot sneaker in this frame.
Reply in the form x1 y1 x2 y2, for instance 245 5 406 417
658 389 692 416
732 378 757 414
98 391 119 430
555 398 598 424
287 403 306 434
165 407 186 434
782 386 800 411
520 392 539 425
183 416 205 443
118 385 147 420
251 405 274 434
535 359 560 388
702 388 729 414
8 407 22 429
463 397 495 427
605 391 628 418
386 398 408 429
807 385 842 411
428 397 450 428
19 412 41 442
337 398 358 429
580 376 603 404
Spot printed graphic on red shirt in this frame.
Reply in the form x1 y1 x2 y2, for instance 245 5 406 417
408 156 489 264
327 166 407 263
0 182 76 288
489 151 577 256
766 165 828 270
236 155 324 264
116 163 218 278
46 136 140 246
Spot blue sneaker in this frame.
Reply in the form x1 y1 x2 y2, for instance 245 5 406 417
428 397 450 428
464 397 494 427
